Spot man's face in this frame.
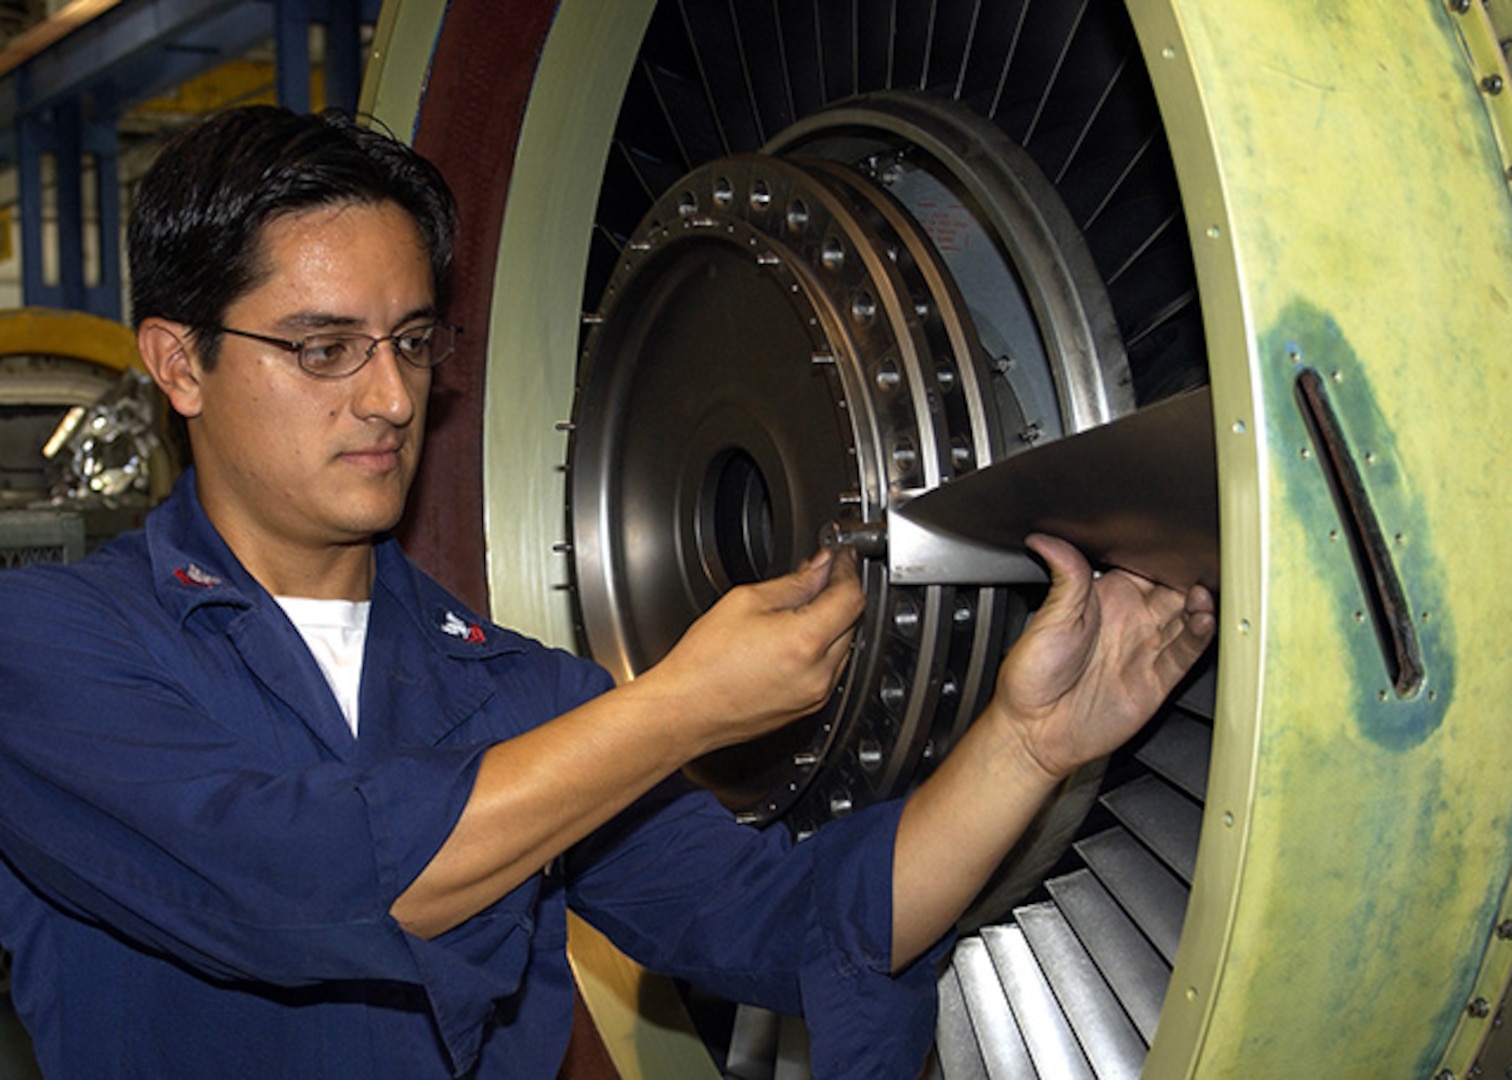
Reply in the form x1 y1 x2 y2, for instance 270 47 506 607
186 200 435 575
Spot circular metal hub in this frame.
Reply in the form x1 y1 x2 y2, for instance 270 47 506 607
571 95 1130 840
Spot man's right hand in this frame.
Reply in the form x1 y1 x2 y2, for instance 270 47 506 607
633 548 865 755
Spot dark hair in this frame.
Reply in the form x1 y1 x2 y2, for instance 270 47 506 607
127 105 457 368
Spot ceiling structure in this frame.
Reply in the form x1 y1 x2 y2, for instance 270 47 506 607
0 0 379 318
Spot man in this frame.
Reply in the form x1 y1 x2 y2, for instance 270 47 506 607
0 106 1214 1079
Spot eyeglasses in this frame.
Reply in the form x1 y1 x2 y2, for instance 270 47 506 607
209 321 460 379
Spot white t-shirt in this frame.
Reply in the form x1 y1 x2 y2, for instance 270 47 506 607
274 596 372 736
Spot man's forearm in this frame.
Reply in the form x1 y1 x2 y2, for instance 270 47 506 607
391 554 864 939
889 706 1062 971
389 677 699 939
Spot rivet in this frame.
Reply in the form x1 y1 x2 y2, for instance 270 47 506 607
1450 0 1471 11
1470 997 1492 1019
1484 74 1505 95
1495 918 1512 939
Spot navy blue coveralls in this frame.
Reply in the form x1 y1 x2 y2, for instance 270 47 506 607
0 474 944 1079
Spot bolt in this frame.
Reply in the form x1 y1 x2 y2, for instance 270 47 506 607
893 603 920 633
1451 0 1472 12
1496 919 1512 939
1483 74 1505 95
820 520 887 559
1470 997 1493 1019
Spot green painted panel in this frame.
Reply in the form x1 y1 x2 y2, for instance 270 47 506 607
1136 1 1512 1075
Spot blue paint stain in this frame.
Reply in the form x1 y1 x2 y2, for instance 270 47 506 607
1261 299 1455 750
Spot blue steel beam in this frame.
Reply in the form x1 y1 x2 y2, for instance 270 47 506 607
0 0 382 159
84 107 122 320
275 0 310 114
15 0 275 117
2 0 381 137
5 0 383 317
324 0 361 114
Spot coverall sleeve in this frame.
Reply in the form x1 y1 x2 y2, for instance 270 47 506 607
564 776 952 1080
0 565 511 1067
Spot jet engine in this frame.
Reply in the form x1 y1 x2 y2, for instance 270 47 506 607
365 2 1512 1076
